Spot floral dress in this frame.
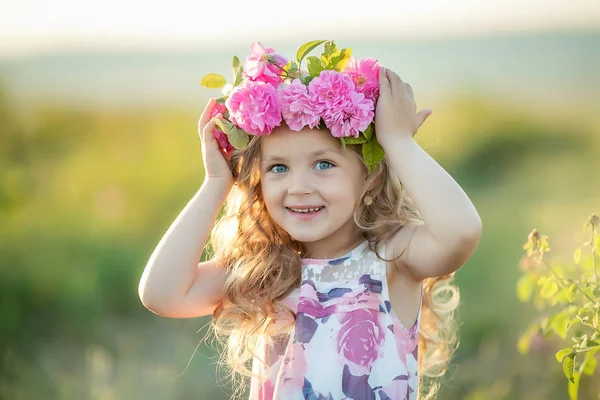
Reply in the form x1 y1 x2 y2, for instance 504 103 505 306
248 240 424 400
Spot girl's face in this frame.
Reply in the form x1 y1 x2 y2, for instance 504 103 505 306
260 125 367 253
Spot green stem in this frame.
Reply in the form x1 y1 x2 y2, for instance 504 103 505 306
543 260 596 304
593 231 598 285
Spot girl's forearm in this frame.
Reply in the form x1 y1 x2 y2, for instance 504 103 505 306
383 135 481 244
138 179 232 307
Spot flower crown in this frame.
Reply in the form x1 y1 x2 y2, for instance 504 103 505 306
200 40 385 171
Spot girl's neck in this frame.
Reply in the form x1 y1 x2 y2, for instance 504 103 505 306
301 233 366 260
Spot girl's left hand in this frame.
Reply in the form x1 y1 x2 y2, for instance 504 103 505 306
375 67 433 146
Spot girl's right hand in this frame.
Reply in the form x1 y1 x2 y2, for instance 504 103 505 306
198 98 234 186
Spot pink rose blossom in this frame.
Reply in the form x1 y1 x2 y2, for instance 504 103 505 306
308 70 374 138
244 42 287 87
210 103 234 153
278 79 320 131
308 70 355 114
323 91 374 138
225 80 282 135
343 57 381 101
336 309 385 375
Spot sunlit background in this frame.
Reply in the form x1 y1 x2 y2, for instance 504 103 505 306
1 0 600 399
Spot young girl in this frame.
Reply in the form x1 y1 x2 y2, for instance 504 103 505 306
138 41 482 400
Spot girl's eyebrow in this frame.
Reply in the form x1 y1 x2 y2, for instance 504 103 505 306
262 148 342 164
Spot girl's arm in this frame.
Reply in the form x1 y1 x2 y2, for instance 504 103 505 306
138 179 231 318
139 98 235 318
376 68 482 281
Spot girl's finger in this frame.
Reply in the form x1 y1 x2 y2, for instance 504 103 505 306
387 69 405 97
198 98 217 132
405 83 414 100
378 67 391 99
202 116 219 144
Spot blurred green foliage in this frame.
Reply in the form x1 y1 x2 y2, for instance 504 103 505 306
1 71 599 399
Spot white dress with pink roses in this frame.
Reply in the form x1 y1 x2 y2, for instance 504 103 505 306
248 240 423 400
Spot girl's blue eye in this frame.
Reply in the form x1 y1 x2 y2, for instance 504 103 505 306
269 164 288 174
267 161 334 174
315 161 334 170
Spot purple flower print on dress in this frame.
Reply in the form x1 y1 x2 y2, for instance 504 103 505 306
341 364 376 400
295 312 318 343
336 309 385 376
359 274 383 294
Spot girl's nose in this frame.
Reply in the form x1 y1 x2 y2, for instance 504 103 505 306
288 171 314 195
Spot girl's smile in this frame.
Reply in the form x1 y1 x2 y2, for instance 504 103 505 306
286 206 325 221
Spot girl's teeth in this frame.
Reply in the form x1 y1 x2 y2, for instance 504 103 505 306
291 207 322 213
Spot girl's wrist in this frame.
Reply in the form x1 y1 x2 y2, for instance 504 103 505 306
201 177 234 196
377 133 415 150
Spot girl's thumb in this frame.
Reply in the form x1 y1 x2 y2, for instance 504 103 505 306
417 109 433 127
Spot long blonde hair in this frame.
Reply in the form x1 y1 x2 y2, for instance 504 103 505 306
205 134 460 399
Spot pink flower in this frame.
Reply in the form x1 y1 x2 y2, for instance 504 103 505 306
225 80 282 135
210 103 234 153
244 42 287 87
278 79 320 131
336 309 385 375
308 70 355 114
323 91 374 138
343 57 381 101
308 70 374 138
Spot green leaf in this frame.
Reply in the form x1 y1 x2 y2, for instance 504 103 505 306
333 49 352 71
200 73 227 89
362 136 385 173
296 40 327 64
227 126 250 150
556 347 575 363
563 352 576 383
517 274 533 302
282 60 300 80
306 56 325 77
551 311 570 339
540 278 559 299
343 136 367 145
321 41 338 66
363 124 374 141
302 75 315 85
232 56 243 86
581 347 600 375
212 118 249 150
327 48 352 71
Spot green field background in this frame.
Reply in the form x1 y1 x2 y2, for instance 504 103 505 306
1 31 599 399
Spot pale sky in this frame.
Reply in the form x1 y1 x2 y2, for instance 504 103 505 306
1 0 599 58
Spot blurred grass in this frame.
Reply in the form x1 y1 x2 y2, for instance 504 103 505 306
1 77 600 400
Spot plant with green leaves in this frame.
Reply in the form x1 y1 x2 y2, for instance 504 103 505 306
199 40 385 172
517 214 600 399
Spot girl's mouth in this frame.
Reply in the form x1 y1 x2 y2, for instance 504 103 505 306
286 206 325 220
